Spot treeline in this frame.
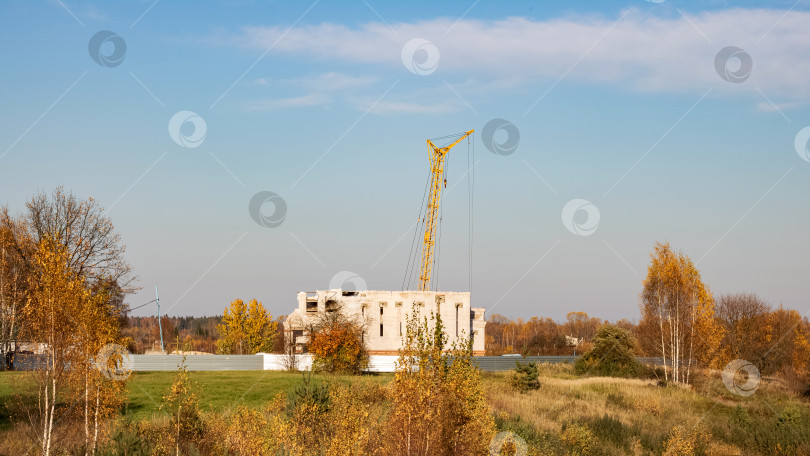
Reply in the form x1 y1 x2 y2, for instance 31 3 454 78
122 315 222 354
123 303 287 355
698 294 809 377
636 242 809 384
485 242 810 387
484 311 635 356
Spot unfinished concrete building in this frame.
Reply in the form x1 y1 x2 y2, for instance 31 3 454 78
285 289 486 356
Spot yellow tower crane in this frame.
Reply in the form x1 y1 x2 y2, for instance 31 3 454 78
418 129 474 292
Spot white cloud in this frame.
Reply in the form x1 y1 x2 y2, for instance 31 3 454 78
360 100 461 115
234 8 810 102
245 93 329 111
298 72 378 91
756 100 802 112
252 72 377 91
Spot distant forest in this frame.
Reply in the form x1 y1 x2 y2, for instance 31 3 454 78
122 315 224 354
121 311 613 356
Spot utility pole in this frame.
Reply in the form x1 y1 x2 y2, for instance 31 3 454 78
156 284 164 353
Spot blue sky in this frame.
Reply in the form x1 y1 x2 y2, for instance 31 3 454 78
1 0 809 322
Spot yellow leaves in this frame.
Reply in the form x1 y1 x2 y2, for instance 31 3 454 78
792 326 810 373
160 359 202 453
217 298 278 354
20 234 129 454
216 406 268 456
386 310 495 455
639 241 724 380
663 426 695 456
561 423 595 456
662 424 713 456
324 384 379 456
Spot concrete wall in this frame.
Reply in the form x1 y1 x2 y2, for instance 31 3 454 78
130 354 263 371
260 355 582 372
11 354 666 373
262 354 313 371
260 354 399 373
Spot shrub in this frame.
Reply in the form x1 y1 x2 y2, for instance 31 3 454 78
574 325 646 378
776 405 802 429
323 381 388 455
308 304 369 374
269 378 388 454
208 406 267 456
97 419 156 456
494 413 560 455
160 358 205 455
726 402 810 455
662 426 695 456
605 392 630 410
561 422 595 456
509 361 540 393
286 372 330 416
662 424 712 456
385 309 495 455
588 414 635 451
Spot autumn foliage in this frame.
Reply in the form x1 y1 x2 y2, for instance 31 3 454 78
217 298 278 355
205 309 494 456
308 305 368 374
716 293 810 378
638 242 723 383
385 310 494 455
484 311 635 356
10 190 131 456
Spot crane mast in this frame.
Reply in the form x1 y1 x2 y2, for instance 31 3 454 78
418 129 474 292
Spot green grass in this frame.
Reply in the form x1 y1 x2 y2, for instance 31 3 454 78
0 372 26 431
124 370 301 421
1 370 392 427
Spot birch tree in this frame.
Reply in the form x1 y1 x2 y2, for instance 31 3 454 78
22 237 85 455
74 282 128 456
639 242 723 384
13 194 131 455
0 210 31 369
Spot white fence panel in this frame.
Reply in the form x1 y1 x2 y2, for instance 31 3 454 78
259 354 397 372
260 354 314 371
366 355 399 373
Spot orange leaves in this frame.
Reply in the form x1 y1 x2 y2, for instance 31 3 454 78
714 295 810 376
309 318 367 374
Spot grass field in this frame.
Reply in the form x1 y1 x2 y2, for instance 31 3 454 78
0 370 392 428
2 366 809 454
485 363 810 455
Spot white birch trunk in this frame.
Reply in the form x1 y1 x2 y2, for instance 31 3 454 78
657 287 668 382
92 385 100 456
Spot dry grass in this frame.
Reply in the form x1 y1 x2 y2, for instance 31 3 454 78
484 363 810 456
3 364 808 455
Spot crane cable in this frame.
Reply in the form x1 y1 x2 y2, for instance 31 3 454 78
402 153 432 290
468 132 474 295
434 150 447 291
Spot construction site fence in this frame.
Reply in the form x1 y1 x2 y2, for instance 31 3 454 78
9 353 666 372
